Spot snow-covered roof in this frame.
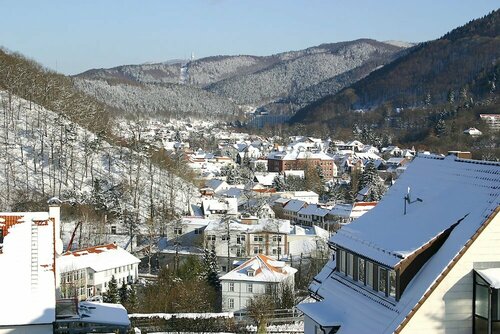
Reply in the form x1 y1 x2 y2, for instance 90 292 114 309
205 179 229 192
477 268 500 289
329 202 376 220
254 172 279 187
59 244 140 273
301 155 500 333
220 254 297 282
331 155 500 267
290 225 329 238
77 301 130 326
298 205 329 217
283 199 307 212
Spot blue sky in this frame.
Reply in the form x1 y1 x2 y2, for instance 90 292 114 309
0 0 497 75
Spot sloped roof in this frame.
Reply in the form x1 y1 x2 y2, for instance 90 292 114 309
220 254 297 282
301 155 500 333
59 244 140 273
298 205 329 217
283 199 307 212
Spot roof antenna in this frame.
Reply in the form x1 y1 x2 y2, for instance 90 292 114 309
404 187 423 215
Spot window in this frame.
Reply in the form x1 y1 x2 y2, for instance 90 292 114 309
111 225 117 234
338 249 346 274
389 270 396 298
266 284 272 294
228 298 234 309
346 253 354 278
247 283 253 293
474 271 500 333
378 267 388 295
273 235 282 242
366 261 374 288
358 258 365 284
194 228 202 235
221 235 230 241
237 235 245 244
174 227 182 235
253 247 261 254
247 270 255 277
254 235 263 242
207 235 216 241
229 282 234 292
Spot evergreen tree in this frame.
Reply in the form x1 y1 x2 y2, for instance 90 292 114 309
126 285 138 313
104 275 120 304
203 249 221 292
358 161 386 201
435 119 447 137
119 282 128 304
272 175 286 192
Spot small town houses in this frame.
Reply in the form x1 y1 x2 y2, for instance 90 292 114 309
299 154 500 334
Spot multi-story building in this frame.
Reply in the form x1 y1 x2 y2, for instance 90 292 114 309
220 254 297 312
267 150 337 179
204 218 329 271
58 243 140 300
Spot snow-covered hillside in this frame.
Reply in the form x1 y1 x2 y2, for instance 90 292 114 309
73 39 407 118
206 40 401 105
74 79 241 118
0 91 198 238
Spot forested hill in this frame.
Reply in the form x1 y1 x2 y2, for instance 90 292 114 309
73 39 407 118
0 49 197 246
291 9 500 125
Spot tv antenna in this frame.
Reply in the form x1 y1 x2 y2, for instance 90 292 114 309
404 187 423 215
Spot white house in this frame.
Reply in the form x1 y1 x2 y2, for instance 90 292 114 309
220 254 297 312
58 243 140 300
299 154 500 334
0 203 131 334
0 206 62 334
201 197 238 218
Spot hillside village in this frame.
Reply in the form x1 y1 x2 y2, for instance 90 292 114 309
0 5 498 334
3 105 484 333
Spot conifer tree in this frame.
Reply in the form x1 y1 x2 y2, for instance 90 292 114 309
119 282 128 304
126 285 138 313
358 161 386 201
272 175 286 192
203 248 221 292
104 275 120 304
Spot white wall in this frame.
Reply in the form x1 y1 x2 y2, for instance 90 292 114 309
402 213 500 334
221 280 270 312
92 263 138 295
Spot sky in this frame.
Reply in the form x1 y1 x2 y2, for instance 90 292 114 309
0 1 497 75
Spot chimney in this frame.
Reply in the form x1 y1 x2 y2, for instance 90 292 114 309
47 197 62 241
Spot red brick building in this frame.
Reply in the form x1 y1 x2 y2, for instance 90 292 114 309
267 150 337 179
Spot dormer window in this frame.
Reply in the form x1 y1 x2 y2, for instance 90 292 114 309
247 270 255 277
336 247 398 301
